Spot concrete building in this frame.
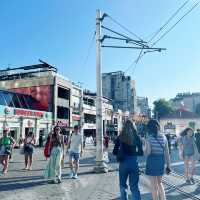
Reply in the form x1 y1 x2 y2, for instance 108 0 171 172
159 109 200 136
171 92 200 113
137 96 151 117
71 83 83 128
0 62 72 141
82 90 123 137
102 71 137 113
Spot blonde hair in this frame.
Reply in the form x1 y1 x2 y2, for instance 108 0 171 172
120 120 137 145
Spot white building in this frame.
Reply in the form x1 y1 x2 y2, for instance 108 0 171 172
160 109 200 136
171 92 200 113
82 91 123 137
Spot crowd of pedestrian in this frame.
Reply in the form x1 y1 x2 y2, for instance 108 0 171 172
1 119 200 200
113 119 200 200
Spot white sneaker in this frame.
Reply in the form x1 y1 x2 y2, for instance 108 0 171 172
73 174 78 179
69 172 74 179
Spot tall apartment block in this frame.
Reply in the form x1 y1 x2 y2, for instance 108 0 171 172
102 71 137 113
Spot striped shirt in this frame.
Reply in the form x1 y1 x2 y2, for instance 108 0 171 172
148 133 167 155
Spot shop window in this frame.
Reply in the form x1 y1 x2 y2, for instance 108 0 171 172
11 93 22 108
0 93 6 106
18 94 29 109
25 128 34 137
57 106 69 119
58 87 70 100
3 92 15 107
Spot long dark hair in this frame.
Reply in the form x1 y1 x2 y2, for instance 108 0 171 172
180 127 194 137
120 120 138 146
147 119 160 137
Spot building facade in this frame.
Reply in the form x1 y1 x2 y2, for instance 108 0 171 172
171 92 200 113
0 63 72 140
159 109 200 136
0 91 52 142
82 90 123 137
102 71 137 113
137 96 151 117
71 83 83 128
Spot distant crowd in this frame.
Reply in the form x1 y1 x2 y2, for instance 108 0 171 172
0 120 200 200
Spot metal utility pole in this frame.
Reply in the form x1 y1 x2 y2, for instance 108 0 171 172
94 9 108 173
93 9 166 173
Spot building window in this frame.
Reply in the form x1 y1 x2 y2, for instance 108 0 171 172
57 106 69 119
114 118 118 124
84 113 96 124
58 87 70 100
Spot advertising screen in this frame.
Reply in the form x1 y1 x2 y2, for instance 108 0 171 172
10 85 53 112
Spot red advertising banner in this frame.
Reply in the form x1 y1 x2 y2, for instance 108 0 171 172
11 85 52 111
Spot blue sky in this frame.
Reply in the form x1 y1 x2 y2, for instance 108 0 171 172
0 0 200 106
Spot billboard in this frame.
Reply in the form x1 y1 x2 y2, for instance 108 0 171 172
10 85 52 112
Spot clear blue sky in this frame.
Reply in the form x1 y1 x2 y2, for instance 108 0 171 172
0 0 200 106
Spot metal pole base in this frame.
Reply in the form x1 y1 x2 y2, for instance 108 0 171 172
93 161 109 173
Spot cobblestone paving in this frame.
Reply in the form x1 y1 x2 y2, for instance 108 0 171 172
0 145 187 200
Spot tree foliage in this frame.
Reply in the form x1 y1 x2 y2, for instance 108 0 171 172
153 99 175 119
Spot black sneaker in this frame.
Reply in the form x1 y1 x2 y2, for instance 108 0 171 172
57 179 62 184
190 178 195 184
48 180 56 184
186 179 191 184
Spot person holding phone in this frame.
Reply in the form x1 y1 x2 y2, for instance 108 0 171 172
143 119 171 200
24 131 35 170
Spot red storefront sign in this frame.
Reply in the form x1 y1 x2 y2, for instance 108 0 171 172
15 109 44 117
72 115 81 121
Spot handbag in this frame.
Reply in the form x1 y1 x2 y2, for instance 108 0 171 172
116 141 125 162
5 145 12 155
44 136 52 158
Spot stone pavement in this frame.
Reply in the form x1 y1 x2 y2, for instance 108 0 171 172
0 144 194 200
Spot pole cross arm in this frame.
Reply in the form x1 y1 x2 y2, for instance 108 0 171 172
101 25 147 44
100 35 149 48
101 45 166 51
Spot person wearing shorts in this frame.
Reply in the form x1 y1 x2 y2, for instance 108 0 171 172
0 127 15 174
24 132 35 170
67 125 83 179
179 127 199 184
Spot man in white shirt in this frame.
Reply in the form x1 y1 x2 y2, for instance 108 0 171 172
67 125 83 179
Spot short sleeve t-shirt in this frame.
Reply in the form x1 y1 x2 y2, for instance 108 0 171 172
180 136 195 156
148 133 167 155
69 133 82 154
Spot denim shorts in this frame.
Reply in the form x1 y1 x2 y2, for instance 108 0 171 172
69 151 80 162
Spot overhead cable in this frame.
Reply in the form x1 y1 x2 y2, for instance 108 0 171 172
152 1 200 46
81 31 96 69
149 0 190 43
106 14 144 41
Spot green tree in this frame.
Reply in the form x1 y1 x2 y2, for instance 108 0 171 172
195 103 200 116
153 99 175 119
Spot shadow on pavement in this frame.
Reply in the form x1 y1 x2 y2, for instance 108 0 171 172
0 175 43 184
0 180 46 192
